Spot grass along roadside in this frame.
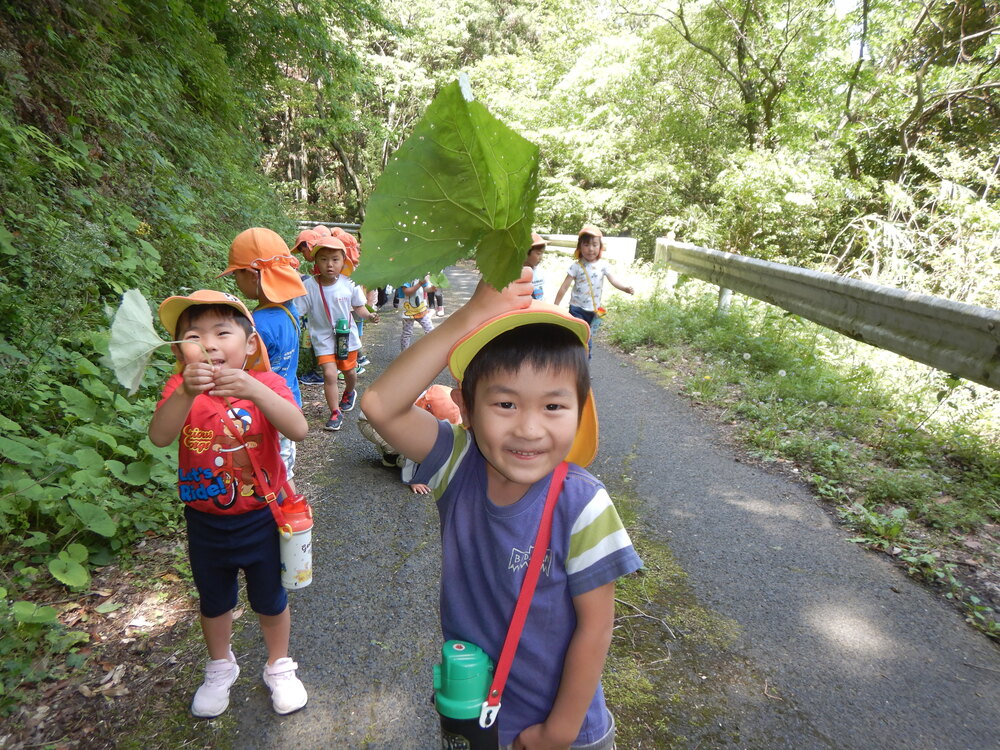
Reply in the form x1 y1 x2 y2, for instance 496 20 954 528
602 277 1000 640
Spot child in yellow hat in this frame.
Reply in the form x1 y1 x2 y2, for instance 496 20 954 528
148 291 309 719
361 270 641 750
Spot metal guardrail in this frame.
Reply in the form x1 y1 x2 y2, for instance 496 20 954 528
654 237 1000 390
297 221 360 234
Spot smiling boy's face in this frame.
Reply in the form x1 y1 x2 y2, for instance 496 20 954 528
455 363 580 506
174 308 258 370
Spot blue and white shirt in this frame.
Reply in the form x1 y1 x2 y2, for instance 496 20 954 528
413 421 642 746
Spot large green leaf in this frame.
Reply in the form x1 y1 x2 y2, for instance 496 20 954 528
106 458 151 486
0 436 41 464
103 289 171 395
354 76 540 291
49 557 89 589
68 498 117 537
60 385 98 421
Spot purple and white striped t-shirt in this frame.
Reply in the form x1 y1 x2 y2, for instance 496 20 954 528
412 421 643 746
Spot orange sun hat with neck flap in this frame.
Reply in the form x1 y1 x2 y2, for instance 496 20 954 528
217 227 306 304
293 228 320 259
158 290 272 372
447 301 598 467
311 235 355 276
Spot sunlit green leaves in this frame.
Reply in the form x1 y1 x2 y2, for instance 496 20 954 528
48 543 91 589
355 77 540 291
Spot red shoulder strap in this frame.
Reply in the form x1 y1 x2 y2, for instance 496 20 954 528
479 461 569 729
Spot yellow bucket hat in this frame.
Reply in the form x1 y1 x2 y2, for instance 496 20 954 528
447 301 598 467
158 289 271 372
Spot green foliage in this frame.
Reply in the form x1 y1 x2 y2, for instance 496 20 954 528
0 586 90 715
0 4 297 712
355 78 540 290
603 284 999 637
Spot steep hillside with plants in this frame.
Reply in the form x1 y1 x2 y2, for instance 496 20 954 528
0 0 388 716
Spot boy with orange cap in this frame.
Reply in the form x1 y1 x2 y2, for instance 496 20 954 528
148 291 309 719
361 270 641 750
295 235 376 431
218 228 307 491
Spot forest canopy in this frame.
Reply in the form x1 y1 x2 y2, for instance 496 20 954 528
264 0 999 308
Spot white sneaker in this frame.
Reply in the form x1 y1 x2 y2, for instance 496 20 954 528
191 651 240 718
263 657 308 714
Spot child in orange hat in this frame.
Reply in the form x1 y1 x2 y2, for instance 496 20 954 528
553 225 634 355
294 235 377 431
217 228 307 492
148 291 309 720
361 270 641 750
330 228 374 371
357 384 461 495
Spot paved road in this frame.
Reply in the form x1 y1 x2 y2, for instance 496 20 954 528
226 265 1000 749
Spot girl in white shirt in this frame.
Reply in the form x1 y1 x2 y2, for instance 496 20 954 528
553 224 634 354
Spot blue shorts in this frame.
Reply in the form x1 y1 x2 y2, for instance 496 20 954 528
568 305 599 353
185 505 288 618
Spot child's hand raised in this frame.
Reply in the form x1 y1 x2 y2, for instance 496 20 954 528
467 266 533 321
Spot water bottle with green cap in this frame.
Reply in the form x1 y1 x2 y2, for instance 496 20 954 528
434 640 498 749
335 318 350 360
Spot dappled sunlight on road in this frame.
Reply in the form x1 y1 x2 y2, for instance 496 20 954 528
720 492 816 523
242 682 427 747
806 605 897 655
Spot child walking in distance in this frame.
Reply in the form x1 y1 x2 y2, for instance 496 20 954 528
147 291 309 719
218 227 307 493
291 228 325 386
399 276 435 350
526 232 547 300
295 235 376 431
361 270 642 749
331 228 373 371
553 225 634 354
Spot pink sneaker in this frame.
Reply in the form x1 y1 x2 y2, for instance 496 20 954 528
191 651 239 718
263 657 308 714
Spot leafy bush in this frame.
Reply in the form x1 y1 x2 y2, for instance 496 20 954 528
0 0 291 638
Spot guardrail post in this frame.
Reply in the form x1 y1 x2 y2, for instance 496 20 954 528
654 234 679 292
717 288 732 315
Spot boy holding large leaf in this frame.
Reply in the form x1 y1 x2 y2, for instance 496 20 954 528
148 291 309 719
361 271 641 750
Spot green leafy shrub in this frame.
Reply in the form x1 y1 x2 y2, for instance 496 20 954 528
0 0 294 690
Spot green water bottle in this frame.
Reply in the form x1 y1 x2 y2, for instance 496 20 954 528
434 640 498 750
335 318 350 360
